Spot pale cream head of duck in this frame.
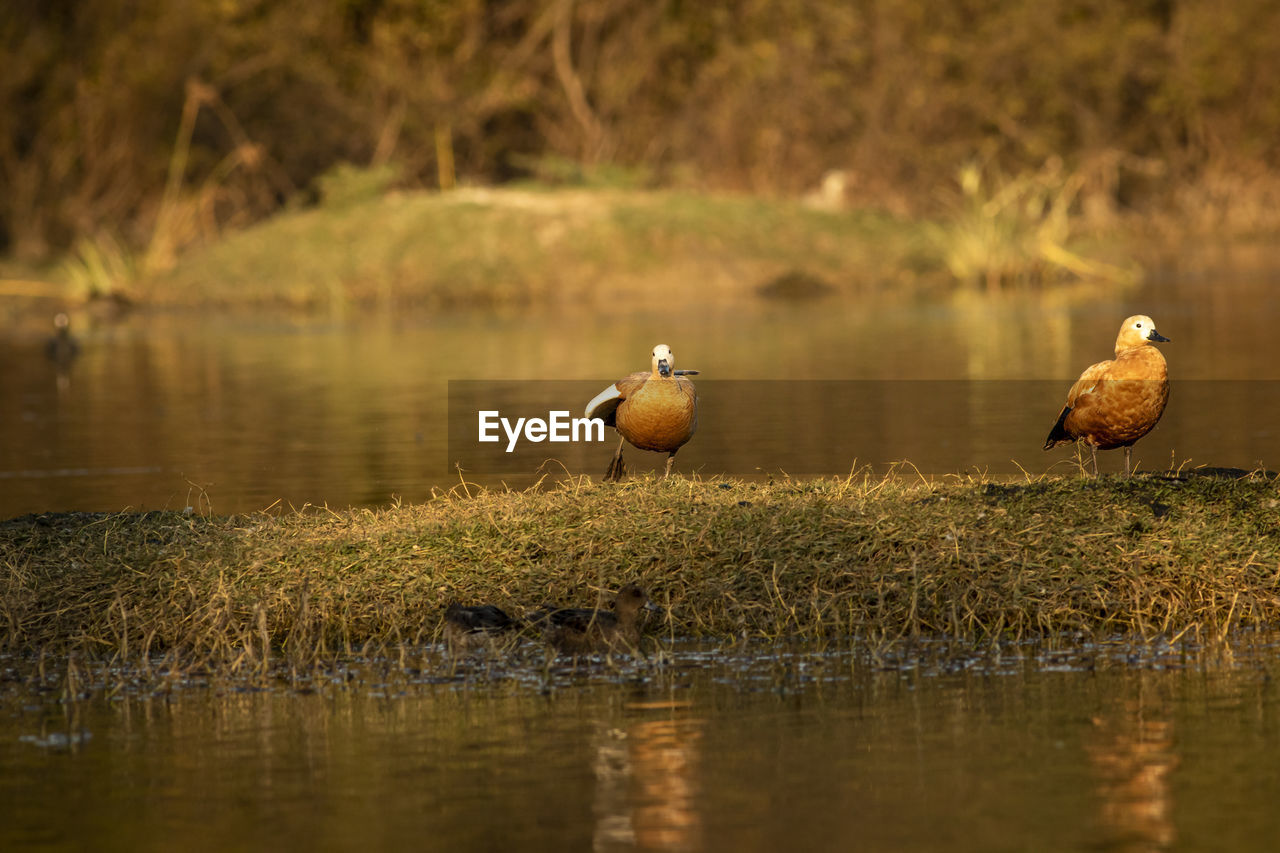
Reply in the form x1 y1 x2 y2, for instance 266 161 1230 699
1114 315 1170 354
652 344 674 377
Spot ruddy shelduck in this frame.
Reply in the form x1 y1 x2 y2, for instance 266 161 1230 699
1044 314 1170 476
585 344 698 481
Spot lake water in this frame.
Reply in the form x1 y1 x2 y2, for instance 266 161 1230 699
4 249 1280 850
2 250 1279 517
3 636 1280 851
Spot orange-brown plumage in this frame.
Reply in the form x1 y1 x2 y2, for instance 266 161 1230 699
1044 315 1170 475
586 344 698 481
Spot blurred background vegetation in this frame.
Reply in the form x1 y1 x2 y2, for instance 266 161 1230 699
3 0 1279 297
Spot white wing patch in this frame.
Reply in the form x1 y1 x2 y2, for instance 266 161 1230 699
585 384 624 419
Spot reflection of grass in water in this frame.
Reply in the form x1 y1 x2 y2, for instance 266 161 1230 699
3 472 1276 675
140 182 935 310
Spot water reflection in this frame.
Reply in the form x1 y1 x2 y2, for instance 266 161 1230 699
1088 697 1178 852
5 638 1280 851
446 378 1280 481
3 264 1280 515
593 707 703 852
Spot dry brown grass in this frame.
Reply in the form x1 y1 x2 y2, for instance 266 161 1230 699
2 473 1278 674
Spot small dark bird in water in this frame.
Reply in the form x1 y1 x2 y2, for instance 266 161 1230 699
1044 314 1170 477
45 312 79 365
443 603 519 652
529 584 658 654
585 344 699 481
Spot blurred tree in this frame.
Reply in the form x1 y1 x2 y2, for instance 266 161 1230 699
3 0 1279 263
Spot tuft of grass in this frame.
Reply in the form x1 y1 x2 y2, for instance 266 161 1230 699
2 473 1278 675
927 161 1141 291
316 162 403 209
59 234 136 300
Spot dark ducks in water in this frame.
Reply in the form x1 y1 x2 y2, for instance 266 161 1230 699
45 312 79 365
531 584 657 655
586 344 698 481
442 603 519 652
1044 314 1170 477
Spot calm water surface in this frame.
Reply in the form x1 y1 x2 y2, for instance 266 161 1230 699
3 638 1280 851
2 256 1280 517
4 258 1280 850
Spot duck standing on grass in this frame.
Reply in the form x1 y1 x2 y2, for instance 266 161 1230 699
529 584 658 655
585 344 698 481
1044 314 1170 477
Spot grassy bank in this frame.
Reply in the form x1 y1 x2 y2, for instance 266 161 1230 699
130 185 943 311
16 175 1270 315
32 172 1150 313
2 474 1277 672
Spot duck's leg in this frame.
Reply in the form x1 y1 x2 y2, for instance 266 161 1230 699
663 451 677 478
604 436 627 482
1124 446 1133 478
1090 444 1100 477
